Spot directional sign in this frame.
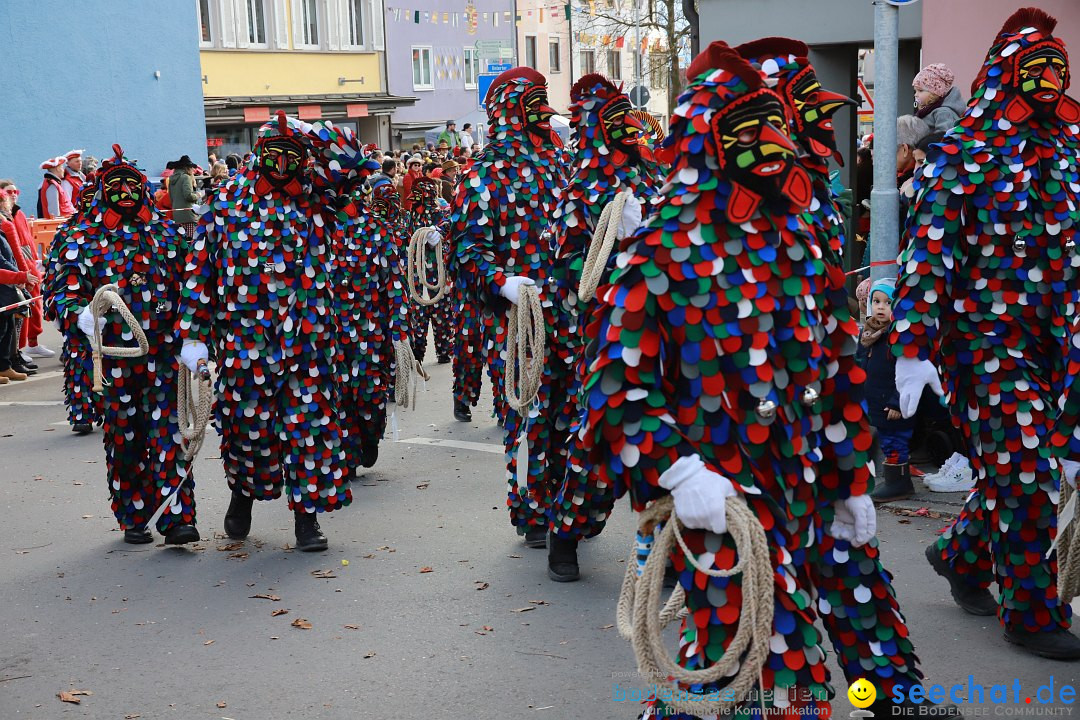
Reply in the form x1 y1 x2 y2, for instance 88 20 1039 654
487 62 512 73
476 40 510 59
628 85 651 109
478 73 499 110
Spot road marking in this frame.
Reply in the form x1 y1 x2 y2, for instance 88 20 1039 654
0 370 63 385
396 437 504 455
0 400 66 407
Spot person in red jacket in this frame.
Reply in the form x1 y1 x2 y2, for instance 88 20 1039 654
0 181 52 358
400 156 423 213
0 225 30 383
63 149 86 199
37 156 75 219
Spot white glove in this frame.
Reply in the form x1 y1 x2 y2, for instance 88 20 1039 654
179 340 209 374
76 305 105 342
425 229 442 247
830 494 877 547
658 454 739 535
895 357 944 419
619 194 643 239
1062 459 1080 491
499 275 535 305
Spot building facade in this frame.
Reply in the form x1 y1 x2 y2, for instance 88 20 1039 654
0 0 208 206
382 0 517 148
198 0 414 157
514 3 572 114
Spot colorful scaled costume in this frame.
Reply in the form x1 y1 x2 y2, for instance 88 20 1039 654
407 177 454 364
449 66 561 537
332 173 404 472
370 182 410 401
43 146 196 544
44 172 104 433
894 8 1080 652
178 113 370 551
546 75 660 576
737 37 923 703
581 43 882 715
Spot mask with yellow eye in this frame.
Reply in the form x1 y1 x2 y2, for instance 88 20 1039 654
257 136 305 188
101 166 145 218
711 88 812 219
1012 41 1071 119
786 65 856 161
78 172 99 212
600 95 645 155
521 85 555 134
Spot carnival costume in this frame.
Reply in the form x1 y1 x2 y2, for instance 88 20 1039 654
407 177 454 364
177 113 372 552
43 146 196 545
579 42 885 715
893 8 1080 659
546 74 660 580
449 67 562 543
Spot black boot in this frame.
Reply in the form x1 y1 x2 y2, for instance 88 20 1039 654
224 491 254 540
524 526 547 549
870 696 960 716
123 527 154 544
924 544 998 616
547 531 580 582
871 462 914 503
294 509 328 552
72 423 94 435
1004 627 1080 660
360 439 379 468
437 355 450 364
453 400 472 422
164 524 200 545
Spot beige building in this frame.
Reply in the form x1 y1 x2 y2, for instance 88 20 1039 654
514 2 572 114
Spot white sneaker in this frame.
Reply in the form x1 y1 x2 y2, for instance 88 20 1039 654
922 452 964 485
927 463 974 493
25 344 55 358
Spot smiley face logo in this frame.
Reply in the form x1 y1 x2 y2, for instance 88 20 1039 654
848 679 877 709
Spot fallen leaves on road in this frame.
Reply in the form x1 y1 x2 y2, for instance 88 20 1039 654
363 651 376 658
511 607 534 613
124 714 141 719
227 552 249 560
58 689 92 704
249 594 281 601
599 624 614 630
528 600 549 606
216 542 245 551
81 515 93 519
291 618 313 630
416 483 429 490
419 567 433 574
474 582 489 591
271 609 289 617
344 624 361 630
362 553 375 559
217 702 227 708
311 569 337 579
507 554 521 558
203 640 215 646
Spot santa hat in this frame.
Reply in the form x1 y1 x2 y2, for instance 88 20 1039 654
913 64 955 98
64 149 85 160
41 156 66 170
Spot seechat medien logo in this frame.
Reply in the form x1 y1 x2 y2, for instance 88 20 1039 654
846 677 1077 717
849 679 878 709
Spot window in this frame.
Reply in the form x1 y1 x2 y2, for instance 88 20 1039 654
347 0 365 47
299 0 319 47
630 50 640 81
464 47 479 89
246 0 267 45
549 39 561 73
524 35 538 70
197 0 213 44
608 49 622 80
580 49 596 75
412 46 433 90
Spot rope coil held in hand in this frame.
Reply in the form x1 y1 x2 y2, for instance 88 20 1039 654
89 284 149 393
407 226 448 306
1054 479 1080 602
394 339 429 411
615 494 773 716
177 362 213 462
578 189 633 304
504 283 544 413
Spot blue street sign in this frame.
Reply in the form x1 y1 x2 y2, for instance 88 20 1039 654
487 62 512 73
478 73 498 109
884 0 919 4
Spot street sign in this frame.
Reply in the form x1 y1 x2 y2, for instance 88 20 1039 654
628 85 651 109
884 0 919 4
487 62 511 73
478 73 499 110
476 40 510 59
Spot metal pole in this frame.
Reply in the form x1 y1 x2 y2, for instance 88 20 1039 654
869 0 899 283
634 0 642 90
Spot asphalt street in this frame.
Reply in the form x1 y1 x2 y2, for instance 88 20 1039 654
0 326 1077 719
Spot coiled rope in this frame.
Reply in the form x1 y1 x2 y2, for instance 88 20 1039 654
407 226 448 305
504 283 544 413
177 361 213 462
578 189 634 304
394 339 429 411
1053 478 1080 601
615 494 773 716
89 284 149 393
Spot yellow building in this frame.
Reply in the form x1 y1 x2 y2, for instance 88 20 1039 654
198 0 415 157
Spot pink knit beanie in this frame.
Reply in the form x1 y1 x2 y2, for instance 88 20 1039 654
913 63 955 98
